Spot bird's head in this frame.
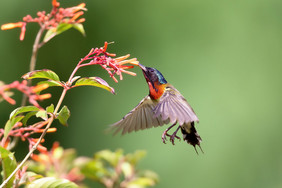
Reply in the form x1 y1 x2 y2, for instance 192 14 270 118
138 63 167 99
138 63 167 85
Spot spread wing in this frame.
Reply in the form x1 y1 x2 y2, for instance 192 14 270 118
111 96 169 135
154 85 199 125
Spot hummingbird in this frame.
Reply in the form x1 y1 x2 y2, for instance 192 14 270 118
111 63 203 153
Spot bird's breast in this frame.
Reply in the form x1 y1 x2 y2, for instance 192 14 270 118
148 82 167 100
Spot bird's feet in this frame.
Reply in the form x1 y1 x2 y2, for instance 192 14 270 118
162 123 178 144
162 130 181 145
162 131 168 144
169 132 181 145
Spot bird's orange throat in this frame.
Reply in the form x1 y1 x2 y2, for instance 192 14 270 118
148 82 166 100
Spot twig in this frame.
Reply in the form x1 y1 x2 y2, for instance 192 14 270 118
21 26 45 107
0 88 67 188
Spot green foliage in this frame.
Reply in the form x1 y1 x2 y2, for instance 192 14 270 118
10 106 40 119
26 144 84 187
4 116 24 139
26 177 78 188
22 111 38 125
0 147 17 188
26 145 158 188
8 105 52 126
74 77 115 94
72 23 86 36
46 104 54 113
57 106 70 126
37 80 63 87
22 69 60 82
36 110 48 120
0 1 151 187
80 149 158 188
43 23 85 43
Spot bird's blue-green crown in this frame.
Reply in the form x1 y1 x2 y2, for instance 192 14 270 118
155 69 167 84
146 67 167 84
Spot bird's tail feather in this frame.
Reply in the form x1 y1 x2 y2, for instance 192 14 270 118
181 122 203 154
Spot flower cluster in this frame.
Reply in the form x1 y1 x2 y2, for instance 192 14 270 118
27 144 158 188
0 80 51 108
30 142 85 185
0 81 54 152
0 120 56 152
1 0 86 40
75 42 139 83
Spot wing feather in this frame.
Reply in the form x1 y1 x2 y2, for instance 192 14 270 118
144 106 152 128
111 96 166 135
154 85 199 125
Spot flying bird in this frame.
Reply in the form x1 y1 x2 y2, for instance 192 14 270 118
111 63 203 153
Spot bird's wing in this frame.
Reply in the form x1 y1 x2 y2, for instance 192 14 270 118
154 85 199 125
111 96 169 135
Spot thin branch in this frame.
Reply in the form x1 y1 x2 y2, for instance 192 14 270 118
0 88 68 188
21 26 45 107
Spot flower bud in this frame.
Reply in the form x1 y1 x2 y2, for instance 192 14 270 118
1 22 24 30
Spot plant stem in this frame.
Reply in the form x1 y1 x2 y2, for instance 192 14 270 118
0 88 68 188
1 40 96 187
21 27 45 107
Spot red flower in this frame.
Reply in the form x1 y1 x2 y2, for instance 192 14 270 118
1 22 24 30
74 42 139 83
1 0 87 41
0 81 51 108
1 22 26 40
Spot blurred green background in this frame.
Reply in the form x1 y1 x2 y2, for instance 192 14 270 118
1 0 282 187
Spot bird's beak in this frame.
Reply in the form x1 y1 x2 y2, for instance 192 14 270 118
138 63 149 79
138 63 154 86
138 63 147 72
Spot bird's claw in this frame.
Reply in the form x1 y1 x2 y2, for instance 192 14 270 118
169 132 181 145
161 123 180 145
162 131 180 145
162 131 168 144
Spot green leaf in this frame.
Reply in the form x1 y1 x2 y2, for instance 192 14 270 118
22 69 60 82
95 149 123 166
43 22 85 43
0 147 17 188
139 170 159 183
73 23 86 36
43 23 72 43
0 147 12 159
121 162 133 178
36 110 48 120
18 171 43 186
56 23 73 35
74 77 115 94
22 111 38 125
128 177 156 187
26 177 78 188
46 104 54 113
57 106 70 126
43 29 56 43
126 150 147 166
4 116 24 139
37 80 63 87
10 106 40 119
80 160 108 180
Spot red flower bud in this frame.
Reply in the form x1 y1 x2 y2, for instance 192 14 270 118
37 144 47 153
19 23 26 41
1 22 24 30
32 83 49 93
